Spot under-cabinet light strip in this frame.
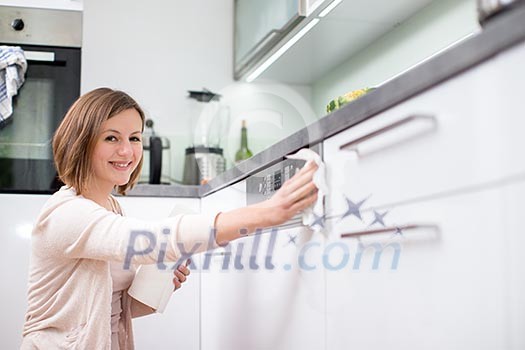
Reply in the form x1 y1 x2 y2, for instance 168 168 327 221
318 0 343 18
376 31 477 87
246 18 320 83
305 0 325 17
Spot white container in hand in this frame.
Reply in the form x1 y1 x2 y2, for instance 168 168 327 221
127 205 195 313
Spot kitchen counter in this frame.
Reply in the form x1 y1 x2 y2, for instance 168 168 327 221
127 4 525 199
126 183 200 198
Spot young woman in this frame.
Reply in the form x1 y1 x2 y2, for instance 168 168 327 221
20 88 318 350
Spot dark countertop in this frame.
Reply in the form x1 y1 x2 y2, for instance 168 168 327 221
127 4 525 199
126 183 200 198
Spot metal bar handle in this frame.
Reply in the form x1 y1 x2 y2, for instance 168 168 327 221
235 12 305 77
237 29 282 66
24 50 56 62
339 114 436 151
341 223 439 238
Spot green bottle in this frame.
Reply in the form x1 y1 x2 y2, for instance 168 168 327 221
235 120 253 163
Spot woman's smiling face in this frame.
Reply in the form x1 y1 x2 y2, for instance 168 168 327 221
91 108 143 191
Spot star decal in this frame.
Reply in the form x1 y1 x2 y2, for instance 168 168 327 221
311 213 326 229
369 210 388 227
392 227 404 237
340 195 368 221
286 234 297 246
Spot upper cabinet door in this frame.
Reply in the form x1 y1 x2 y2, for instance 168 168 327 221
234 0 308 79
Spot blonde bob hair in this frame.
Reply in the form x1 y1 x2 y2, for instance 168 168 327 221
53 87 145 195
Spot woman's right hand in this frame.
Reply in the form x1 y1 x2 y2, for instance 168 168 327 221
255 160 319 227
214 161 318 244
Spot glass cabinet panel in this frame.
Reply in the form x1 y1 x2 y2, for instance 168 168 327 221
234 0 303 79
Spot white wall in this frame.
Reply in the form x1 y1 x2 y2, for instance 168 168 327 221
82 0 234 181
212 82 316 166
82 0 314 181
311 0 480 117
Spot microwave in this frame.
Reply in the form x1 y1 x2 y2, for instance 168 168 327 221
0 6 82 194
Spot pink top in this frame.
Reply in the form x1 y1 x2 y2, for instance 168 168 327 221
21 186 218 350
110 262 135 350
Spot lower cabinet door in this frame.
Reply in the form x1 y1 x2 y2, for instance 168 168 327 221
199 227 326 350
325 184 514 350
503 180 525 350
0 194 50 350
119 197 202 350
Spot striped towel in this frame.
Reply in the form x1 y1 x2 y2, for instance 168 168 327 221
0 46 28 127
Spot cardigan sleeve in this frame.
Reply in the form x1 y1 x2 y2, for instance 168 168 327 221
32 196 219 264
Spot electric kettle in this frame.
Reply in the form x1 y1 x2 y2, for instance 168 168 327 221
141 119 171 184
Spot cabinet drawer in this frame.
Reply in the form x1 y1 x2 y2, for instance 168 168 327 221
325 183 515 350
324 43 525 215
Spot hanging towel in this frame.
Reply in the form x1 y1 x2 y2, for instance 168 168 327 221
0 46 28 126
286 148 329 232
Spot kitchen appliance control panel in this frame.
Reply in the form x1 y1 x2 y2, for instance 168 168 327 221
246 159 304 204
246 143 321 206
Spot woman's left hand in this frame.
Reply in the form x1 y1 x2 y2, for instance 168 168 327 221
173 259 191 291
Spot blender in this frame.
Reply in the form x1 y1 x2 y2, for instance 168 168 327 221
182 88 228 185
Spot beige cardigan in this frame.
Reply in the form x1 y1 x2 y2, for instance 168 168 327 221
21 187 217 349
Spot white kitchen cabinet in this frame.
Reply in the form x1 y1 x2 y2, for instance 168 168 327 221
117 196 201 350
234 0 309 79
0 193 50 350
256 0 442 84
199 183 326 350
235 0 301 58
325 183 518 350
502 180 525 350
321 36 525 350
323 39 525 219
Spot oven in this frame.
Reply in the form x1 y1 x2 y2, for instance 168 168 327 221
0 6 82 193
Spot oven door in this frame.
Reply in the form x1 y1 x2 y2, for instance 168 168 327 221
0 44 81 193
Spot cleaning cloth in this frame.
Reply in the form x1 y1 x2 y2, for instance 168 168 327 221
286 148 329 232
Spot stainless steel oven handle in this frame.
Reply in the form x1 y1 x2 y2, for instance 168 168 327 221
24 50 56 62
339 114 437 151
341 223 439 238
